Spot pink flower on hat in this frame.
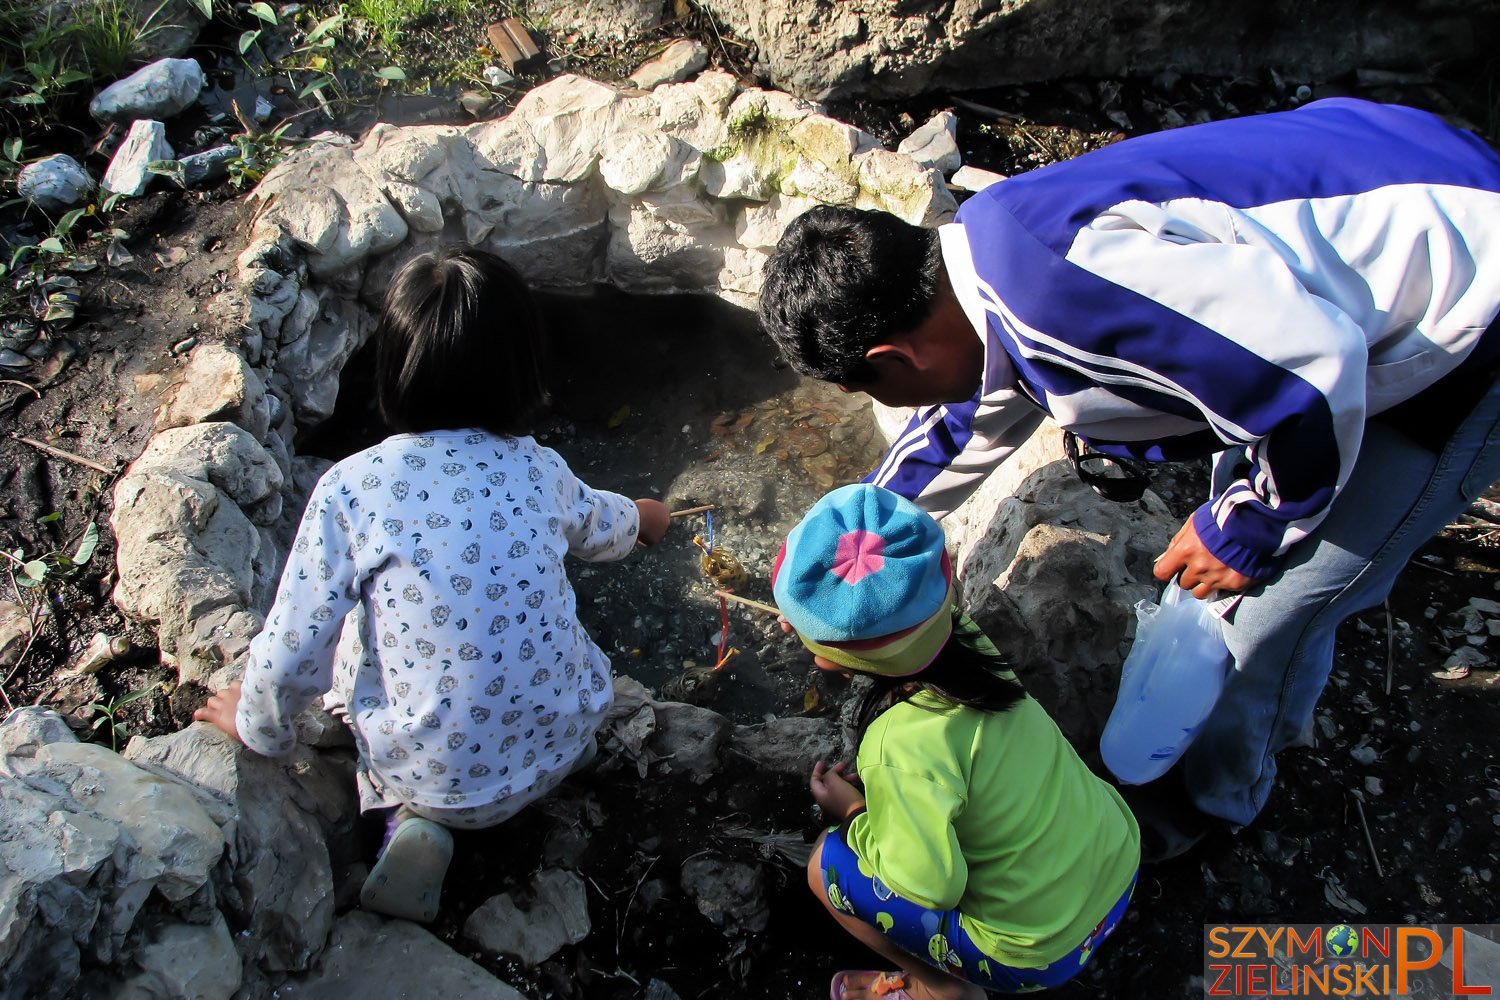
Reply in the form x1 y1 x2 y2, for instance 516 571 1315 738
833 529 885 584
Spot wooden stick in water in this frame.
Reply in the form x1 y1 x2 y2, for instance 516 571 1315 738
670 504 718 518
713 590 781 617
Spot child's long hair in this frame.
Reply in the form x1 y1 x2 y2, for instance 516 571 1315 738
375 246 548 436
853 609 1027 744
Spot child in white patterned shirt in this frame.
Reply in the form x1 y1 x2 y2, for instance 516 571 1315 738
193 247 670 922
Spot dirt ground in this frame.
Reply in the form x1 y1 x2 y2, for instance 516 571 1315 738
3 7 1499 998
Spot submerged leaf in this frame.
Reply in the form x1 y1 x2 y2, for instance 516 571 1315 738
802 686 821 713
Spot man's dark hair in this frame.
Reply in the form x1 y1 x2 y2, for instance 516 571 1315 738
758 206 943 384
375 246 548 437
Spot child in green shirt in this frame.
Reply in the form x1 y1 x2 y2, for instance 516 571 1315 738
773 484 1140 998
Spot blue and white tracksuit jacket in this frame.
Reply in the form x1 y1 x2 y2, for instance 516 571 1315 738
868 99 1500 580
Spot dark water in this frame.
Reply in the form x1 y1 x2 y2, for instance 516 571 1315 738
302 287 886 721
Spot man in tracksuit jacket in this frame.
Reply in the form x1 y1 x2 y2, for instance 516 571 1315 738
758 99 1500 854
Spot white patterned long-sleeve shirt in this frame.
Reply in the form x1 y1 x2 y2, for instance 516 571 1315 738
236 429 639 812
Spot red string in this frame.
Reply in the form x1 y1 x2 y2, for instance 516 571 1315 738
716 591 731 667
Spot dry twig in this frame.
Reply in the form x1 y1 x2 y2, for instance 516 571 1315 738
712 590 780 616
670 504 717 518
1351 793 1384 879
11 434 115 475
1383 598 1395 696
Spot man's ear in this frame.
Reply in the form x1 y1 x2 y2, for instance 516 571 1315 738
864 340 921 370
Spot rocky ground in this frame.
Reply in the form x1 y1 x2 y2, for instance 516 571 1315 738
2 4 1499 998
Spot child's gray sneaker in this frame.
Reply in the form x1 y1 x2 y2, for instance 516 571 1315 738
360 814 454 923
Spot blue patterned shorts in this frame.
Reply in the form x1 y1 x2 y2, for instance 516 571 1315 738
819 828 1135 992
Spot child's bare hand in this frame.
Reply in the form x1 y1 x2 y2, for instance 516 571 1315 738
810 760 865 820
192 681 245 744
634 499 669 547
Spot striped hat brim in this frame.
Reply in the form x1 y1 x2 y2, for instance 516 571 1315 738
796 581 956 677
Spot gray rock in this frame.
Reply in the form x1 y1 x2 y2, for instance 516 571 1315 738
950 164 1007 193
598 130 698 196
0 732 229 997
102 119 173 197
17 154 94 212
156 343 272 439
897 111 961 174
119 0 209 60
90 57 204 125
647 980 685 1000
109 466 259 679
113 912 241 1000
648 701 730 783
629 39 709 90
126 726 356 974
464 868 591 966
692 0 1498 103
0 599 32 670
729 716 840 777
278 911 526 999
131 422 283 517
526 0 662 48
0 706 76 756
921 420 1177 747
680 857 770 934
735 193 817 250
180 145 238 187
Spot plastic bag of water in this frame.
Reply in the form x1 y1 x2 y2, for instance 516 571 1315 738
1100 583 1232 785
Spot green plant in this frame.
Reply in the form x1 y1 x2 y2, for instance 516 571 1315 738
0 518 101 712
7 51 90 111
85 682 161 750
70 0 149 81
235 0 280 57
1 519 99 588
348 0 465 54
0 135 22 188
1 202 94 281
225 119 295 188
236 4 404 121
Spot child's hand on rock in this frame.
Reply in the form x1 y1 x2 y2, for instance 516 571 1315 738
634 498 669 547
193 681 245 744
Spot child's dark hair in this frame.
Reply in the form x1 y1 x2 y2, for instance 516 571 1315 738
854 609 1026 743
375 246 548 436
758 206 943 385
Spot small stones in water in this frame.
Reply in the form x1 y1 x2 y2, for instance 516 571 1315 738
1350 744 1379 766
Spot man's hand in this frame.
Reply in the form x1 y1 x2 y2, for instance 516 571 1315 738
810 760 866 821
1154 518 1257 599
192 681 246 744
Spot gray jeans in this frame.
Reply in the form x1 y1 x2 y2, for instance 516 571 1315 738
1183 375 1500 825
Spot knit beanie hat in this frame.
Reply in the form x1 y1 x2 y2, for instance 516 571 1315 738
772 483 954 677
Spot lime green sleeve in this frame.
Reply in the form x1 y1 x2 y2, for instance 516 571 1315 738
845 762 968 910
